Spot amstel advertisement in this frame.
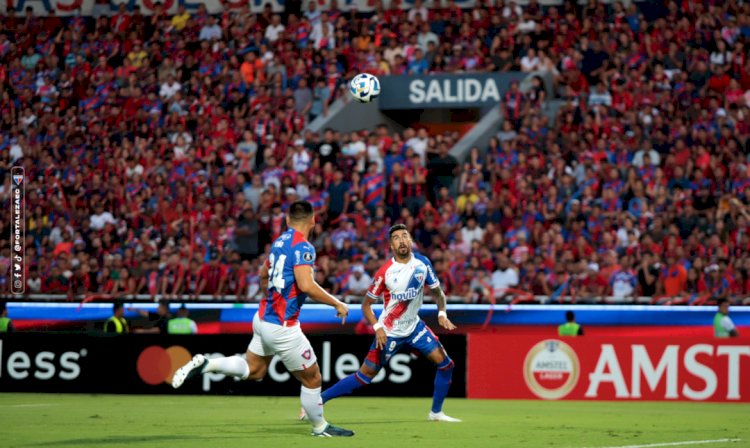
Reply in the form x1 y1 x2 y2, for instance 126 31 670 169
468 334 750 402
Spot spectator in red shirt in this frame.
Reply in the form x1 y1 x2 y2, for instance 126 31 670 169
199 252 227 297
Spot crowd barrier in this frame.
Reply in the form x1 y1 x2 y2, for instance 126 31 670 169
0 333 467 396
3 332 747 402
4 302 750 335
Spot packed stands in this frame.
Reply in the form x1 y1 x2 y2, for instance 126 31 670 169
1 1 750 306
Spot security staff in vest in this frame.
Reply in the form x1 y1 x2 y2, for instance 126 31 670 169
167 305 198 335
714 299 739 338
129 299 171 334
558 311 583 336
0 302 14 333
104 302 129 334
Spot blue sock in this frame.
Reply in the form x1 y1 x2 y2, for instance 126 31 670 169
321 371 372 404
431 357 454 413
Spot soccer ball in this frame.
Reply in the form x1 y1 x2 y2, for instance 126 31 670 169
349 73 381 103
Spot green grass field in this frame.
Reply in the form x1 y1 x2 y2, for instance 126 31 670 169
0 394 747 448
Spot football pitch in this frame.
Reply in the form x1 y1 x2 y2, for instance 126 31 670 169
1 394 747 448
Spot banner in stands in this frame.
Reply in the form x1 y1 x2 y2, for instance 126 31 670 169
0 334 466 397
0 0 285 16
2 0 568 15
378 73 527 110
468 334 750 402
314 0 486 13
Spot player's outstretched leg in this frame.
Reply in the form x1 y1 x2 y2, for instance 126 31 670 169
320 342 383 405
293 364 355 437
426 348 461 422
321 369 374 403
172 351 268 389
300 357 378 421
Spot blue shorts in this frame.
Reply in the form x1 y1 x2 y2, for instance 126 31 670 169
364 320 442 370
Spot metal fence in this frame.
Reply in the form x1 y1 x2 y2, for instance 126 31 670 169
0 293 660 305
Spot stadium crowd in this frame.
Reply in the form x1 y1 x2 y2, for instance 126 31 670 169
1 0 750 305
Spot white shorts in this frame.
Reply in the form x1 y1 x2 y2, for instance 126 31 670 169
247 313 318 372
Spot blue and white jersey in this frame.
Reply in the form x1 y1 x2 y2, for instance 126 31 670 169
367 253 440 337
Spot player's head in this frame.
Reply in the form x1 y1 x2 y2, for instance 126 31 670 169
0 302 7 317
113 301 125 317
177 304 189 318
287 200 315 231
157 299 169 316
718 298 730 315
389 224 412 260
566 311 575 322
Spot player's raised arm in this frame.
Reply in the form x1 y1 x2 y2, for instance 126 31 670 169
362 294 387 349
294 265 349 324
364 269 387 348
259 258 270 294
429 285 456 331
361 295 378 326
422 256 456 331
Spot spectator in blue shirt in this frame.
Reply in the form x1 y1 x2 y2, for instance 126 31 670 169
408 48 429 75
310 78 331 122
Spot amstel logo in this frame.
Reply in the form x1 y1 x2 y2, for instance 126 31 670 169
523 339 580 400
137 345 192 385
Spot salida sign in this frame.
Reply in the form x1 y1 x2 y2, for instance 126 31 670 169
378 73 526 110
469 335 750 402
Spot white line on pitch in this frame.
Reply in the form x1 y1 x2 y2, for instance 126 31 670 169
0 403 59 408
589 439 742 448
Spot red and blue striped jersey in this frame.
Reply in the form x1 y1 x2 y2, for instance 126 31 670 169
363 173 385 208
259 228 316 326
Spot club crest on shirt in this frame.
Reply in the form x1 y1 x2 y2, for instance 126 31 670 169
406 266 427 291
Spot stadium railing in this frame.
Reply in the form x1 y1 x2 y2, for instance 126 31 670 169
0 293 669 305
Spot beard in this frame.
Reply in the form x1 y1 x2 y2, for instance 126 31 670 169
396 244 411 259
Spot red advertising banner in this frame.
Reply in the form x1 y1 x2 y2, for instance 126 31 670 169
468 334 750 402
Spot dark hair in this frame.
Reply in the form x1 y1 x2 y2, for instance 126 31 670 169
113 301 124 312
565 311 575 322
717 298 729 307
389 223 408 238
288 200 314 222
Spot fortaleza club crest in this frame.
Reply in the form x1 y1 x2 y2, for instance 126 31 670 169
523 339 580 400
12 174 23 186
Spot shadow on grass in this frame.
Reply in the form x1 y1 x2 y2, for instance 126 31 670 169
29 435 245 447
188 419 424 430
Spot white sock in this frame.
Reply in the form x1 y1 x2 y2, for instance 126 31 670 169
301 386 327 432
203 356 250 380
